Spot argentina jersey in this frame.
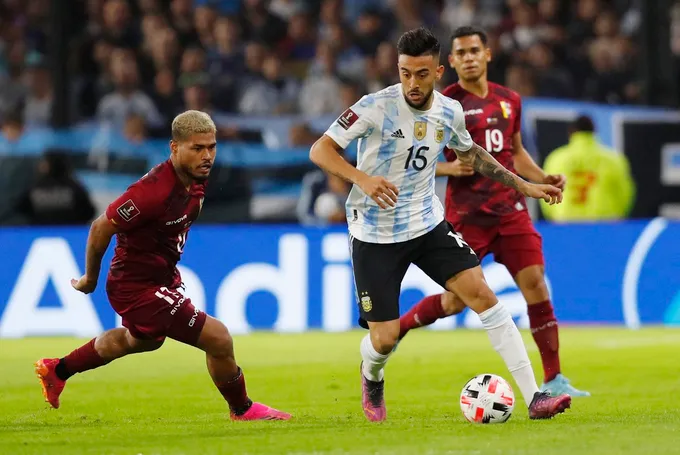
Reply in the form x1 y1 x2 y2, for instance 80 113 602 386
324 84 473 244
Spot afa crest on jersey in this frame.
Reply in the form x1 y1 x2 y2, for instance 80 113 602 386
500 101 512 119
435 126 445 143
414 121 427 140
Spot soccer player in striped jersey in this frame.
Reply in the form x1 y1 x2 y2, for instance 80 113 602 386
310 27 571 422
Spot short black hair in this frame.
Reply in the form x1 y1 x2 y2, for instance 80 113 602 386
397 27 440 57
450 26 488 46
570 115 595 133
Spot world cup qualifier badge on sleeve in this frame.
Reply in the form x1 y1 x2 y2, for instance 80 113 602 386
337 108 359 130
117 199 140 222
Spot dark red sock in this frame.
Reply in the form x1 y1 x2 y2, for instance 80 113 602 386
216 368 252 415
527 300 561 383
399 294 446 339
61 338 109 379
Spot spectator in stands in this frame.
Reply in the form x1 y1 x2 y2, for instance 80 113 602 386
541 115 635 221
123 114 148 144
526 41 574 98
143 27 181 79
441 0 501 33
326 23 366 81
269 0 308 21
180 46 208 77
241 0 287 46
298 41 342 116
505 62 537 97
208 15 245 112
354 7 389 57
152 68 183 120
97 47 163 128
100 0 139 48
238 52 300 115
22 53 52 128
297 170 350 226
170 0 199 47
194 5 218 49
584 40 637 104
15 151 96 225
278 11 317 64
0 110 25 145
365 41 399 93
0 39 27 119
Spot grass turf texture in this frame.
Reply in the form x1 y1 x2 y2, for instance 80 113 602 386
1 328 679 455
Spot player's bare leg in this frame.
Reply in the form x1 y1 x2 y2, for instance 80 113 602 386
516 265 590 397
359 320 398 422
445 266 571 419
35 328 163 409
195 316 290 421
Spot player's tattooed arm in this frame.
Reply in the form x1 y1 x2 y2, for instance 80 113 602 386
454 142 526 192
455 142 563 204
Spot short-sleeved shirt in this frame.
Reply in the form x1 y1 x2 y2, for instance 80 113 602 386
324 83 472 244
442 82 525 222
105 160 206 289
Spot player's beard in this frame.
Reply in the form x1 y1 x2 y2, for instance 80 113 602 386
186 165 211 182
404 88 433 110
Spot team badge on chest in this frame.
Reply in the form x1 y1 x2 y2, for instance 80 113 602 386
500 101 512 119
435 126 444 143
414 121 427 140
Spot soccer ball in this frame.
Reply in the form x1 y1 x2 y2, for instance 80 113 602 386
460 374 515 424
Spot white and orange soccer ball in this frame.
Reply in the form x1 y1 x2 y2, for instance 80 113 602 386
460 374 515 424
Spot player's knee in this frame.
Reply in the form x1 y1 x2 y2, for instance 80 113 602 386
467 284 498 312
370 324 400 354
517 267 549 299
441 292 466 316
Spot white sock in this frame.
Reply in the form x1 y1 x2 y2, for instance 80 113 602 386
360 334 390 382
479 303 540 407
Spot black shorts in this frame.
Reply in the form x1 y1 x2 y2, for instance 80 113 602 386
350 220 479 325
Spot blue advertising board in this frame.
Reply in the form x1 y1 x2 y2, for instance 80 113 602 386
0 219 678 338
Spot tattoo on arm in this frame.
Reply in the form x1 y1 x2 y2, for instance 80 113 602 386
456 142 524 192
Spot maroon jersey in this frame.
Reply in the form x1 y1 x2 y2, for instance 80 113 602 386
105 160 206 289
442 82 525 223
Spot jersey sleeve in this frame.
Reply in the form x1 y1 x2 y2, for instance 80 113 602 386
105 181 165 232
324 95 379 149
447 101 474 152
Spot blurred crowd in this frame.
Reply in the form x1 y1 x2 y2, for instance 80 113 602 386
0 0 646 135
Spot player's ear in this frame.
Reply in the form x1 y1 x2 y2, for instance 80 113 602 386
448 53 455 69
169 140 178 155
485 46 491 63
436 64 445 81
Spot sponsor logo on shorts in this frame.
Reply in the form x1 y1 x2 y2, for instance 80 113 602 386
189 308 199 327
337 108 358 130
360 292 372 312
117 199 140 222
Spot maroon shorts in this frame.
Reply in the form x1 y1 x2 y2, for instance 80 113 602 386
451 210 544 278
107 283 207 345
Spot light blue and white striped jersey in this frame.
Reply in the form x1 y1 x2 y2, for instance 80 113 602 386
324 83 473 244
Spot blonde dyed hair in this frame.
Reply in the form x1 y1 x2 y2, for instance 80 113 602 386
171 110 216 141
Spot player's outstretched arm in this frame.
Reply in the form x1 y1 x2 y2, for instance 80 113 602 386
454 142 562 205
310 135 399 209
71 214 118 294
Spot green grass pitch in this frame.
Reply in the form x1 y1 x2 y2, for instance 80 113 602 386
2 328 680 454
